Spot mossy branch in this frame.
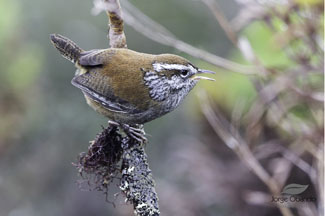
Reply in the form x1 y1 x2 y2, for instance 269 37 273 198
75 125 160 216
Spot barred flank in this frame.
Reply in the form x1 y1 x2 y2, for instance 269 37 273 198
50 34 83 63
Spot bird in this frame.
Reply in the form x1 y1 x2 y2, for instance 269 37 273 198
50 34 215 141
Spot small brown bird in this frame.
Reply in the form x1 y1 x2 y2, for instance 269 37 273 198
50 34 214 140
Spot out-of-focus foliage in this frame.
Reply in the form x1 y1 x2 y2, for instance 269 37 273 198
0 0 43 150
194 1 323 216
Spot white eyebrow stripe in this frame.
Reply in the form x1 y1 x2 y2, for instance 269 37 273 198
153 63 196 73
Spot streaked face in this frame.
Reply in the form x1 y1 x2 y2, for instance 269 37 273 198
143 61 214 102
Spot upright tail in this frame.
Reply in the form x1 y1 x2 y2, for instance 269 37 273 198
50 34 84 63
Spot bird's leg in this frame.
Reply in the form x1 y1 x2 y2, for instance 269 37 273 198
108 120 147 144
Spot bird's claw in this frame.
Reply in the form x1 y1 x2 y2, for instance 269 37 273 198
108 121 147 144
108 120 120 127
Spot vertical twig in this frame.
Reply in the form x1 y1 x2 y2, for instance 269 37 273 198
120 141 160 216
104 0 127 48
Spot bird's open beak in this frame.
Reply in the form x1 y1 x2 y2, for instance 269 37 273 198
191 69 216 81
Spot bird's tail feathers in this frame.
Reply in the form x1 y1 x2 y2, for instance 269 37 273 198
50 34 84 63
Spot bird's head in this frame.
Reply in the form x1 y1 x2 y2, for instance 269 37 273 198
143 54 215 103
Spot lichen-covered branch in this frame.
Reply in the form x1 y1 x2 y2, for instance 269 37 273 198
120 140 160 216
76 124 160 215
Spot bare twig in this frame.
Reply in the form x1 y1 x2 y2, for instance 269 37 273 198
200 0 272 77
198 91 294 216
200 0 238 46
93 0 127 48
121 0 258 75
230 1 268 32
255 142 317 184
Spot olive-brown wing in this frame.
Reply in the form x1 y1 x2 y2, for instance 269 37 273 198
71 70 142 114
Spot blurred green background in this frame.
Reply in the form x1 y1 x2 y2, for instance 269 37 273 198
0 0 323 216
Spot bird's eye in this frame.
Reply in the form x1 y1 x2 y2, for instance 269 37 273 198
180 70 189 78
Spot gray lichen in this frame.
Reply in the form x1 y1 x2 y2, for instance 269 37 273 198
120 141 160 216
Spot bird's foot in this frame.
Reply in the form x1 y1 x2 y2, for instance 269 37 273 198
108 121 147 144
122 124 148 144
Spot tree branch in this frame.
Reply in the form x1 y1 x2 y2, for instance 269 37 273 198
120 141 160 216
